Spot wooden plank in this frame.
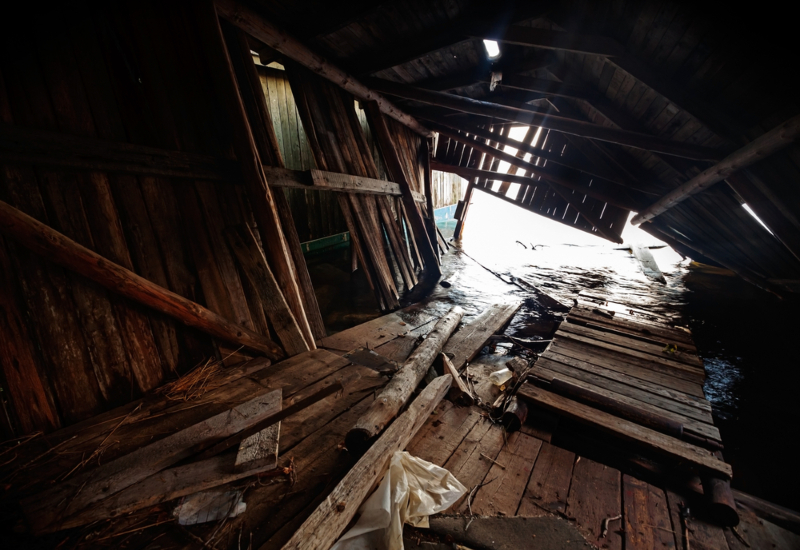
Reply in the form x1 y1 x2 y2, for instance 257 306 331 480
569 307 695 346
442 302 522 371
558 322 704 370
623 475 677 550
553 332 705 384
566 457 623 550
318 308 436 353
406 403 482 466
22 389 282 533
535 355 713 423
664 488 728 550
470 432 543 516
443 419 507 513
517 441 576 516
567 315 698 353
0 199 285 360
225 224 310 355
517 384 731 477
532 362 719 441
280 375 451 550
548 341 705 398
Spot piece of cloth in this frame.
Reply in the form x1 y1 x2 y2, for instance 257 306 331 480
332 451 466 550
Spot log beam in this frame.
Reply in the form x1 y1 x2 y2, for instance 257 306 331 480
214 0 431 137
345 307 463 451
0 199 285 360
632 115 800 225
366 78 723 161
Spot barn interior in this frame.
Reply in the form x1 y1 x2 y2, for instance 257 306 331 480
1 1 800 549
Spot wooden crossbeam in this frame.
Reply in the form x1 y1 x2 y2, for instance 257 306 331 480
484 26 625 57
214 0 430 137
632 115 800 224
0 199 285 360
367 78 723 161
498 74 601 101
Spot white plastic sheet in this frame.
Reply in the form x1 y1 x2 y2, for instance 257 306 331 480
331 451 466 550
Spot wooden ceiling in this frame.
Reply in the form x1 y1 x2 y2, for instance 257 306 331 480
242 0 800 295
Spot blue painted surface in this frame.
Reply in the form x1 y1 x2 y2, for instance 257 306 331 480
434 203 458 231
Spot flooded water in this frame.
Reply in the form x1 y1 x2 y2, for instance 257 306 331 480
452 190 800 511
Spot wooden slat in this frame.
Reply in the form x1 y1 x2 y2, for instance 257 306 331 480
317 308 436 352
558 322 704 369
553 332 705 384
566 457 623 550
470 432 543 516
517 441 576 516
442 302 522 371
443 418 506 513
533 363 718 441
23 388 283 533
535 356 714 424
665 489 728 550
406 402 482 466
566 315 698 353
547 341 706 399
569 306 695 345
517 384 731 477
623 475 677 550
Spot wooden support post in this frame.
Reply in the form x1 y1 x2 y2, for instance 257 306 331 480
363 101 441 278
281 375 452 550
345 307 462 451
632 115 800 224
224 225 310 355
214 0 430 137
0 199 285 360
225 24 327 340
367 78 723 161
423 138 439 256
196 1 316 346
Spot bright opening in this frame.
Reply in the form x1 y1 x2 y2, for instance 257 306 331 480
483 39 501 59
742 203 774 235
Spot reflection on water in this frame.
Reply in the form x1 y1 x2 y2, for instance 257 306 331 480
455 190 799 509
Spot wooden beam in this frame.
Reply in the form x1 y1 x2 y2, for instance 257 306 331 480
367 78 723 161
485 26 625 56
432 161 637 211
363 101 441 277
345 307 463 451
343 1 553 75
517 383 731 478
632 115 800 224
431 125 624 242
0 199 285 360
197 1 315 346
262 166 424 201
429 116 634 186
281 375 452 550
498 74 601 101
214 0 431 137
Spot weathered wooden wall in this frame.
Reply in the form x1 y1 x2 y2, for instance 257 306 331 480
257 65 347 241
430 170 466 209
0 1 282 437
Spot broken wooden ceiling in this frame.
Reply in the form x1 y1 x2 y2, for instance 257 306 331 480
239 0 800 295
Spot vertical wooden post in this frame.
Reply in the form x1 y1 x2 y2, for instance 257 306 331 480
224 23 327 340
363 101 441 278
195 0 315 346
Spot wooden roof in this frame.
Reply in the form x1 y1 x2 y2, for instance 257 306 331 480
244 0 800 294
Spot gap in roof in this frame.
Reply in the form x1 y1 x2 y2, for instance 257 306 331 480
483 39 501 59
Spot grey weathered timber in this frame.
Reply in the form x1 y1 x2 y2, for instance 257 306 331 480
367 78 723 161
345 307 463 450
632 114 800 224
225 225 310 355
0 200 285 360
22 389 282 533
281 375 452 550
214 0 431 136
262 166 425 202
